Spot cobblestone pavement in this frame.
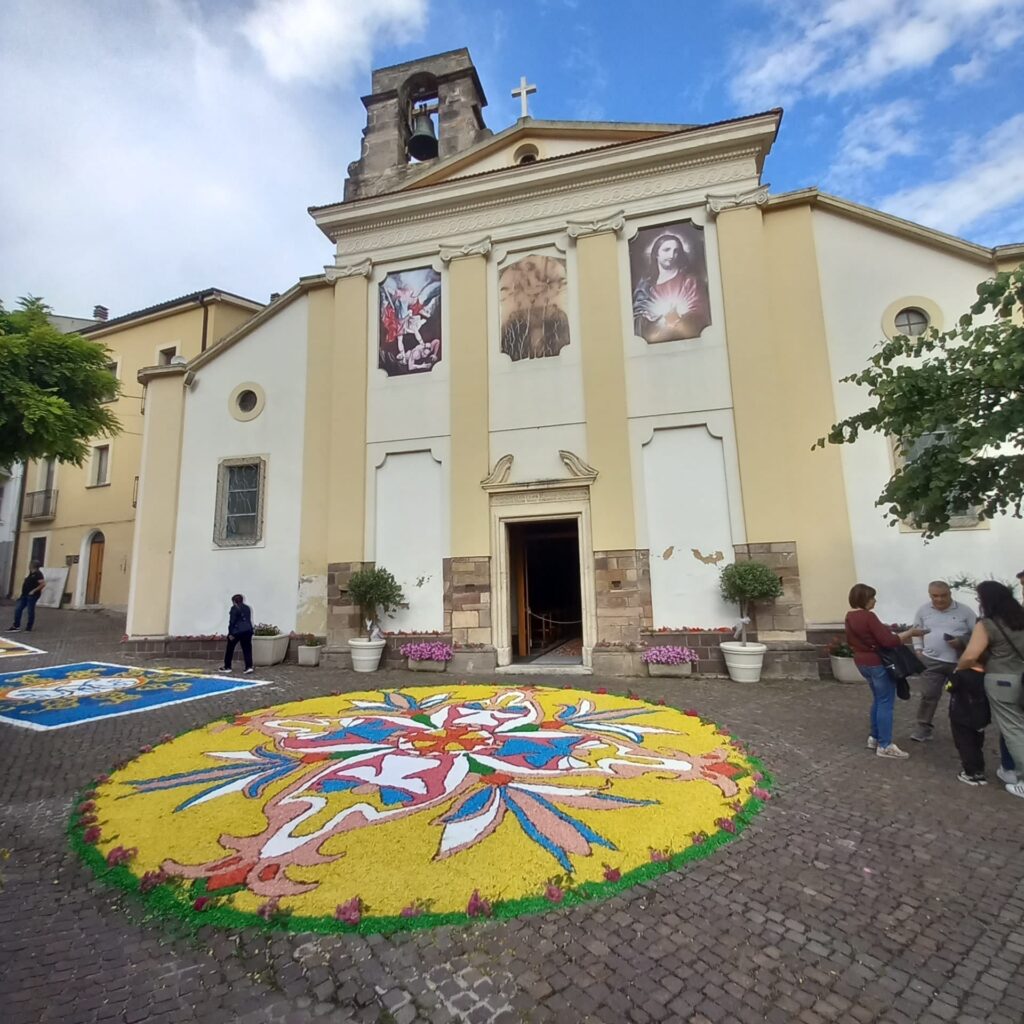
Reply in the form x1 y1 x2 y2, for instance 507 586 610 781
2 607 1023 1024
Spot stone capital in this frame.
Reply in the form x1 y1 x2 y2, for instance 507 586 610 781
565 210 626 239
705 184 770 217
438 236 492 264
324 258 373 281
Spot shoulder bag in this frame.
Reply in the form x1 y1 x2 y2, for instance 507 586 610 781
991 619 1024 704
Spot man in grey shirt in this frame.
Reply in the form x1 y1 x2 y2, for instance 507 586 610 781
910 581 977 742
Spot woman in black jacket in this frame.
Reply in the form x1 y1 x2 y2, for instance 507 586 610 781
223 593 254 674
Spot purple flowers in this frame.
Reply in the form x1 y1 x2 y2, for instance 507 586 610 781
400 641 454 663
640 645 699 666
467 889 492 917
334 897 363 925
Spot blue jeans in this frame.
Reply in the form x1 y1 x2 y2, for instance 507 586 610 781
859 663 896 747
12 594 40 630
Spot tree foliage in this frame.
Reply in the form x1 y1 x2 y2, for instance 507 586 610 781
817 264 1024 538
0 296 120 468
346 567 406 638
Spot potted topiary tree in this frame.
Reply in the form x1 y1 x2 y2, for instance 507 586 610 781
718 561 784 682
346 567 406 672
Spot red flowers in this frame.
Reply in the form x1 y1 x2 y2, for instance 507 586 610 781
192 896 212 912
649 847 669 863
400 903 422 918
602 865 621 882
139 745 153 754
105 845 136 867
94 774 110 784
684 709 699 717
752 787 771 801
544 883 565 903
139 870 168 893
334 897 362 925
77 800 96 814
466 890 492 917
691 832 708 845
83 826 102 844
595 687 608 695
715 817 737 834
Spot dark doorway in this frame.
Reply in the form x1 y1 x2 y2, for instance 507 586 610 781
507 519 582 664
30 536 46 567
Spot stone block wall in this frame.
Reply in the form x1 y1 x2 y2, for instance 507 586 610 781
733 541 806 640
594 549 652 645
443 556 492 647
326 561 373 646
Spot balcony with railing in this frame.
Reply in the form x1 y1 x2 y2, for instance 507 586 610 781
23 489 58 521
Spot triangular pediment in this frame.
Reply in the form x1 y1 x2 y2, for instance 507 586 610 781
404 118 691 190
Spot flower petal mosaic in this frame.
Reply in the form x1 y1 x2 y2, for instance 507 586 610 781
72 685 770 932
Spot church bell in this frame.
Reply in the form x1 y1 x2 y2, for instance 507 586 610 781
407 110 439 161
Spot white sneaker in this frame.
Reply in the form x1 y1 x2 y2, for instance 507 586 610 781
876 744 909 759
867 736 878 750
997 767 1019 786
1005 782 1024 800
244 668 254 675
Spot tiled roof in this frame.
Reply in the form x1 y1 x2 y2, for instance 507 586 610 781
79 288 262 334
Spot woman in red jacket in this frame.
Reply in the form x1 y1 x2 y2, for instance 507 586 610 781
845 584 926 759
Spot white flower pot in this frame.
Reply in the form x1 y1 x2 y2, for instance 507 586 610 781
252 633 290 666
407 658 447 672
645 662 693 677
348 637 386 673
829 654 863 683
298 645 322 667
720 641 767 683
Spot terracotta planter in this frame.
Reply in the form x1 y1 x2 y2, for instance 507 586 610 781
252 633 289 666
645 662 693 677
720 641 767 683
407 658 448 672
298 645 321 667
830 655 863 683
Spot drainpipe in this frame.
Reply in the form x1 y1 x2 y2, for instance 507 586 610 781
200 294 210 352
7 463 28 599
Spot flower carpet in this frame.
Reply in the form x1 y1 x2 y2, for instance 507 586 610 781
0 662 268 731
0 635 46 659
71 685 770 933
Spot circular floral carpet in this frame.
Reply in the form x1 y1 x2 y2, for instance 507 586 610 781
71 685 770 933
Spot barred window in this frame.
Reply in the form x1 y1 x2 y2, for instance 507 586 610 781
214 457 266 547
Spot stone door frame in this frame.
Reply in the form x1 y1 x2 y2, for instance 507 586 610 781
488 486 596 669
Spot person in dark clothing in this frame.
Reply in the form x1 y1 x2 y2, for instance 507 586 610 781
9 562 45 632
222 594 254 673
946 667 991 784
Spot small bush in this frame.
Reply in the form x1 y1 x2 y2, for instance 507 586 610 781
253 623 280 637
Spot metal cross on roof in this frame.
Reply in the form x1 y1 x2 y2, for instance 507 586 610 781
511 75 537 118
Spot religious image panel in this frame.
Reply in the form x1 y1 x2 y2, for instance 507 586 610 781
629 221 711 344
379 267 442 376
498 254 571 361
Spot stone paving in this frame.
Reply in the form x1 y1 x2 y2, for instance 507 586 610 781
2 607 1023 1024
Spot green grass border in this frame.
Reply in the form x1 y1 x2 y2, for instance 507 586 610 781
68 688 774 937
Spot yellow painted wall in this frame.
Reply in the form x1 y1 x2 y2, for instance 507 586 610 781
297 285 335 632
448 255 490 557
327 277 369 562
717 203 856 622
125 371 187 636
576 231 636 551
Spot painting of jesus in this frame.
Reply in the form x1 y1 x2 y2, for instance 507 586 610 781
379 268 442 376
629 222 711 343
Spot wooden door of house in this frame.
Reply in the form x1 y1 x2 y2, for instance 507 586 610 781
85 532 105 604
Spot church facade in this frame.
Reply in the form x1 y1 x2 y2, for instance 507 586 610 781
127 49 1023 673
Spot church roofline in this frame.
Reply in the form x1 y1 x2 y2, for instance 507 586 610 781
80 288 264 338
768 188 1023 266
309 108 783 237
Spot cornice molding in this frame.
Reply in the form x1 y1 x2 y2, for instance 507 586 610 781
324 258 373 281
705 184 770 216
439 236 492 263
566 210 626 239
559 450 599 481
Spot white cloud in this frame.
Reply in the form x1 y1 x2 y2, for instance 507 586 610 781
951 55 988 83
241 0 428 85
731 0 1024 106
827 100 921 190
880 114 1024 238
0 0 429 316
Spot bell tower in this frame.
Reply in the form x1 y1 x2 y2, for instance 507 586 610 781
344 48 491 201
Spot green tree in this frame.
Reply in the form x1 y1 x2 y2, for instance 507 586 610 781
0 295 120 468
817 264 1024 538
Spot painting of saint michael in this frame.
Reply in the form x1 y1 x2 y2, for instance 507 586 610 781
629 222 711 343
379 268 442 376
499 254 571 361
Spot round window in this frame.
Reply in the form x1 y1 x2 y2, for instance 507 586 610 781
237 389 258 413
894 307 929 336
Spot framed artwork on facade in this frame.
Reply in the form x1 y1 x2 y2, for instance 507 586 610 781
629 221 711 343
378 268 442 376
498 254 571 361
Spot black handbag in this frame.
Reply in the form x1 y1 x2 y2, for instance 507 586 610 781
948 669 991 730
879 644 926 681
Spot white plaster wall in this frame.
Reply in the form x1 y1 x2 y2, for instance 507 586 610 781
373 450 445 632
0 462 24 596
489 244 586 434
490 424 589 485
169 297 309 635
367 263 450 445
640 425 737 628
620 207 737 420
814 210 1024 622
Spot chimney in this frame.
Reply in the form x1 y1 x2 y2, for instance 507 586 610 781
93 304 109 321
269 292 280 302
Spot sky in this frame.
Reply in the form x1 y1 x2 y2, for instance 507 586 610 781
2 0 1023 318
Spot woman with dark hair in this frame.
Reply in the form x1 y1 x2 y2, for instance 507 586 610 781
956 580 1024 798
222 593 254 674
845 584 926 759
